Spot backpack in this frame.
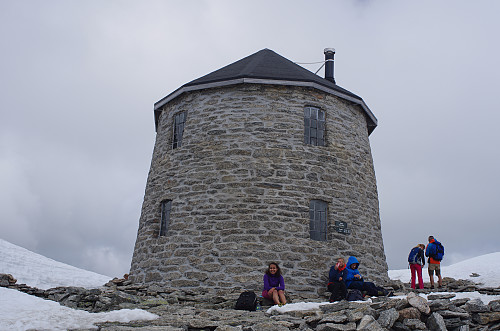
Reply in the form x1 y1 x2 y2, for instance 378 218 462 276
408 247 421 264
434 241 445 261
235 291 257 311
375 286 390 297
346 289 364 301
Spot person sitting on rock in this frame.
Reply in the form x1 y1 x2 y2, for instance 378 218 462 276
345 256 388 297
262 262 286 306
327 257 347 302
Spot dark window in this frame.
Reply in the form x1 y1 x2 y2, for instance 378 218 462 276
159 200 172 236
304 106 325 146
310 200 327 241
172 111 186 149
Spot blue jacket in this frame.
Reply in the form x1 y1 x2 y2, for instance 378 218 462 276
425 239 442 264
425 239 442 257
345 256 362 288
329 265 347 283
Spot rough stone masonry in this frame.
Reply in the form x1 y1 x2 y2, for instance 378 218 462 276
3 273 500 330
129 49 388 296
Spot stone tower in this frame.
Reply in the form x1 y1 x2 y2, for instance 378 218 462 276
129 49 388 296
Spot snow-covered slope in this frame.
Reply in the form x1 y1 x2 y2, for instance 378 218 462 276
0 239 156 330
389 252 500 288
0 288 157 331
0 239 111 289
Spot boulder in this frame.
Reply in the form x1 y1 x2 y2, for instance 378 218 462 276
427 293 456 300
377 308 398 328
398 307 421 321
356 315 383 331
319 313 348 324
426 312 447 331
316 322 356 331
391 321 411 331
464 298 490 313
406 292 430 314
428 298 452 311
443 317 464 329
0 273 17 286
488 300 500 312
472 311 500 325
403 318 427 330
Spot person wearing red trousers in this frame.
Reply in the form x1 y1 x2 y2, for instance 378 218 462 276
409 244 426 289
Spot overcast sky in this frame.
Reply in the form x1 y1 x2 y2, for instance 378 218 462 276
1 0 499 278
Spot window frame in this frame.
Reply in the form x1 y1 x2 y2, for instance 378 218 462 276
304 106 325 146
309 199 328 241
172 111 187 149
159 200 172 236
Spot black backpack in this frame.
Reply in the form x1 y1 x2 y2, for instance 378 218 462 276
346 289 364 301
235 291 257 311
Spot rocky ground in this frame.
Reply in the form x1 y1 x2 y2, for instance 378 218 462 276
2 273 500 330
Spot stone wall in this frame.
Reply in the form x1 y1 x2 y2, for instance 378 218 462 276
3 272 500 330
130 84 388 295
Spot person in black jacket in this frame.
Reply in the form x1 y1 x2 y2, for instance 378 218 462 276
327 257 348 302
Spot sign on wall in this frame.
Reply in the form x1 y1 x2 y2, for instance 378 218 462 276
334 221 350 235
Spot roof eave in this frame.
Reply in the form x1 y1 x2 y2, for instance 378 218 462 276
154 78 378 135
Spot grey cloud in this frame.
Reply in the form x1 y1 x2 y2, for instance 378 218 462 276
1 0 499 277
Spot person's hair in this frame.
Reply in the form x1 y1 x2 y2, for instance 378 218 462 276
266 262 282 277
337 257 345 264
418 244 425 250
428 236 434 241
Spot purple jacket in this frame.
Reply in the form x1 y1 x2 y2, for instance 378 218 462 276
263 274 285 291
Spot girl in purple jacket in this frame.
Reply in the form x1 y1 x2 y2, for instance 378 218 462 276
262 262 286 306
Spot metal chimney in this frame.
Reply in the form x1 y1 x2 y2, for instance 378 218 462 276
324 48 336 84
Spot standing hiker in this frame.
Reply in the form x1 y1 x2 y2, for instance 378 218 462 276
408 244 425 289
425 236 444 289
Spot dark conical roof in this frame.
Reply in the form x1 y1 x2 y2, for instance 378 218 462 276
155 49 377 134
184 49 361 100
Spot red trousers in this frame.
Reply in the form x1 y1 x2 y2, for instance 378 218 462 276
410 264 424 289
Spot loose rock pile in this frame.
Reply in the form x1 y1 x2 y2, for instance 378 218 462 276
2 273 500 330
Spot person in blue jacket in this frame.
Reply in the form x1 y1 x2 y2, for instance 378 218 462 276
345 256 388 297
327 257 347 302
425 236 443 288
